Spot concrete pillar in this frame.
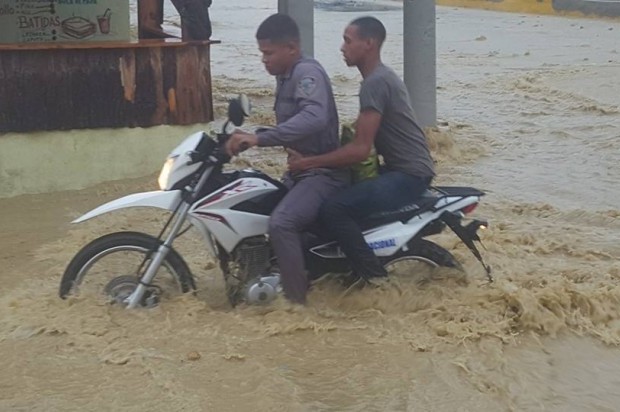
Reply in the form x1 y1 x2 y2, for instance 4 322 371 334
278 0 314 57
403 0 437 128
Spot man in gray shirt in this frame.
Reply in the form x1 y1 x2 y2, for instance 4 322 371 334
288 16 435 283
227 14 348 304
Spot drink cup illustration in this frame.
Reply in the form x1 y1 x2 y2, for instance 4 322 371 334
98 9 112 34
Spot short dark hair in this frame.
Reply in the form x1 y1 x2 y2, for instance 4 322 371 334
256 14 300 44
350 16 386 46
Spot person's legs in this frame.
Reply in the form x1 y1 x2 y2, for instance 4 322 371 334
319 172 431 280
138 0 168 39
270 174 347 304
177 0 212 40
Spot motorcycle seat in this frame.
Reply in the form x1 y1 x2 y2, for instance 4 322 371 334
360 190 439 230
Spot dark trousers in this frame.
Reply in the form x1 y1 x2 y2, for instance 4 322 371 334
319 171 432 279
270 172 349 304
171 0 212 40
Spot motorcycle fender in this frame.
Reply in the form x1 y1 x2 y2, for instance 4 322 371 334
72 190 183 223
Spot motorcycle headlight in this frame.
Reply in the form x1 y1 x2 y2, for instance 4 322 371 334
158 157 176 190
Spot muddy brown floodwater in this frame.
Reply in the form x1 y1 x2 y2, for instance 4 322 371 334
1 1 620 411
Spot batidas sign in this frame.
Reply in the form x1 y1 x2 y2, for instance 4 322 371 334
0 0 129 43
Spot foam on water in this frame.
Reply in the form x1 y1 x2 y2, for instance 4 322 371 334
1 1 619 410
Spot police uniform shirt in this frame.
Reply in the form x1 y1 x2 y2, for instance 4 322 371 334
256 57 340 158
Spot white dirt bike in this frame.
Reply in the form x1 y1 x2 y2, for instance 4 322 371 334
59 95 492 308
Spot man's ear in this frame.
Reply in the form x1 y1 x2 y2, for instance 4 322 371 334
288 41 300 55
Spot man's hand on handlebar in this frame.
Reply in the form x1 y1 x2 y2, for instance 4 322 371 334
226 132 258 156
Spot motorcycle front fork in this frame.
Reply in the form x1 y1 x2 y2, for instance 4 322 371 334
125 202 191 309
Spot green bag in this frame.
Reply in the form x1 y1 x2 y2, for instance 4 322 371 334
341 123 379 183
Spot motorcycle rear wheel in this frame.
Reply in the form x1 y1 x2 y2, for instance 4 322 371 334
382 239 464 284
59 231 195 301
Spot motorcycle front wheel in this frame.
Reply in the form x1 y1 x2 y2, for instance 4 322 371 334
59 231 195 301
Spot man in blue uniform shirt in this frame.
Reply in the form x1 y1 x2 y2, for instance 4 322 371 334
226 14 348 304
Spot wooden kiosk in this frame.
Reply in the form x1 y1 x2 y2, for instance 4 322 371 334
0 1 217 133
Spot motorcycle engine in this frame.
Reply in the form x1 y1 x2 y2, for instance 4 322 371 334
224 236 280 305
245 273 281 305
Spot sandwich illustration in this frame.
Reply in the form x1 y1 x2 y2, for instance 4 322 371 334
61 16 97 39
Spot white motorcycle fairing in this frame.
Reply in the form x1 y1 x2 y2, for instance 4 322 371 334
72 190 183 223
188 177 280 252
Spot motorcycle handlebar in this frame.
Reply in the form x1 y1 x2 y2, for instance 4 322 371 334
210 122 270 162
186 119 258 167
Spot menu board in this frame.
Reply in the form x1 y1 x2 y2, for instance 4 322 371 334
0 0 130 43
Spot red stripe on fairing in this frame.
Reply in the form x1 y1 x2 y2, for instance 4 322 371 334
196 181 243 208
193 211 236 233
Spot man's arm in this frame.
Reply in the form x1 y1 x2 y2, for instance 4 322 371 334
257 65 333 147
288 109 382 171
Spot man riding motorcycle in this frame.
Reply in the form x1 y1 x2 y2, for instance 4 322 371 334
226 14 349 304
288 16 436 286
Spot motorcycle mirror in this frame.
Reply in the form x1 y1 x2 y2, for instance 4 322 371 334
227 94 251 127
239 94 251 117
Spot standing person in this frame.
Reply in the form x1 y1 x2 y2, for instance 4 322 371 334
170 0 213 40
138 0 212 40
138 0 171 39
226 14 348 304
288 16 435 284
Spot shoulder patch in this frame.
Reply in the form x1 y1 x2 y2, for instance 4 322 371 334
298 76 317 97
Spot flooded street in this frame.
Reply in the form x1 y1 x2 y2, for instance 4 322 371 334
1 1 619 410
